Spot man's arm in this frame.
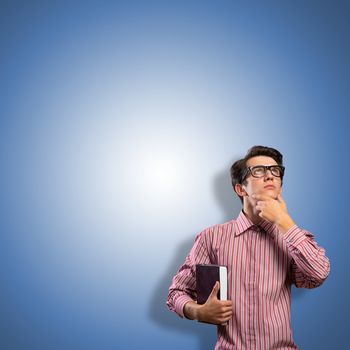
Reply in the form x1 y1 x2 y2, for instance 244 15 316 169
284 226 330 288
184 282 233 324
253 193 330 288
167 231 233 323
166 233 204 318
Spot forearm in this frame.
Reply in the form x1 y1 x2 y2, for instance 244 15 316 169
285 226 330 287
184 300 232 325
183 301 201 320
167 288 197 318
183 283 234 325
276 212 296 234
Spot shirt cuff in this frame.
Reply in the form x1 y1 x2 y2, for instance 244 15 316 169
175 294 196 318
283 225 307 248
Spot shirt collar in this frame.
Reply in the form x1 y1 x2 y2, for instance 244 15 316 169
235 210 277 236
235 211 255 236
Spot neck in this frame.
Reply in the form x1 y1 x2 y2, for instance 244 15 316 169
242 200 261 225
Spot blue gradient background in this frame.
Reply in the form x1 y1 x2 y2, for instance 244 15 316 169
1 1 349 349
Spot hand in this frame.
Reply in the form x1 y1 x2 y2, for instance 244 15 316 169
197 282 233 325
253 193 286 223
252 194 295 234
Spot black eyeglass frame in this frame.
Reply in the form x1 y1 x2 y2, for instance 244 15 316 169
241 165 285 182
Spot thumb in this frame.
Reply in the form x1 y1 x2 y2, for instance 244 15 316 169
208 281 220 300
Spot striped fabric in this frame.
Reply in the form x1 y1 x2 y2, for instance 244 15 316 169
167 211 330 349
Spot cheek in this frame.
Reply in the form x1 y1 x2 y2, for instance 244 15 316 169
244 180 260 194
252 178 263 187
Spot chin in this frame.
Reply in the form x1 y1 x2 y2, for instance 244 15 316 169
262 190 278 198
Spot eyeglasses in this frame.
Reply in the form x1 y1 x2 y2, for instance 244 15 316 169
242 165 285 182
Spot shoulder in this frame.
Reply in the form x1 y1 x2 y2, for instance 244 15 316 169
193 220 236 260
197 219 236 241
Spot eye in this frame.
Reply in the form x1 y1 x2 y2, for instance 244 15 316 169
270 166 281 176
251 166 265 176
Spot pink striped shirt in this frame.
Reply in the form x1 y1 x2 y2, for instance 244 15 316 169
167 211 330 349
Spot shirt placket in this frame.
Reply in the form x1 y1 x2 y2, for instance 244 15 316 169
247 228 258 348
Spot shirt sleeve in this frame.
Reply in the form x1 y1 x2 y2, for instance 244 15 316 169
166 230 211 318
284 225 330 288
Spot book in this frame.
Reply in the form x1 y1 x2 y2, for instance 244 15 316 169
196 264 228 304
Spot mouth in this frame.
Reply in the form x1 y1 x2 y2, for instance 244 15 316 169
264 185 275 190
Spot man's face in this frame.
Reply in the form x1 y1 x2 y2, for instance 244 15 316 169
241 156 282 200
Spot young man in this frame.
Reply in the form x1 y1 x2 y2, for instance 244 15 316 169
167 145 330 350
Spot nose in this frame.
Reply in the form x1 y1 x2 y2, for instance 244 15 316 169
264 169 274 180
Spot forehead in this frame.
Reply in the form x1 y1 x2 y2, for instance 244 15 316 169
246 156 278 167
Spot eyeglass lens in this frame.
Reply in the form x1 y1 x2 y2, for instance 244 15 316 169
251 166 282 177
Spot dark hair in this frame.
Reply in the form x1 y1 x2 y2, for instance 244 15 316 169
230 146 284 202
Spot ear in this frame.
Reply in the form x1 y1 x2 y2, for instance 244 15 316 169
235 183 247 197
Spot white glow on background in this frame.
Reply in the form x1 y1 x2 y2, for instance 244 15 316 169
135 147 185 196
116 123 200 211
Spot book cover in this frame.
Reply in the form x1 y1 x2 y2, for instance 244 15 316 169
196 264 227 305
